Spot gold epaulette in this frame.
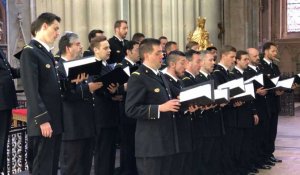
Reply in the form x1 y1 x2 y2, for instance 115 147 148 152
131 72 140 75
213 70 220 72
54 55 60 58
23 45 33 49
182 77 190 80
116 63 123 66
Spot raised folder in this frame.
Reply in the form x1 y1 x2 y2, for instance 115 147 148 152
217 78 245 97
179 80 214 110
63 57 102 79
214 88 230 104
267 77 295 91
93 67 130 87
231 82 255 102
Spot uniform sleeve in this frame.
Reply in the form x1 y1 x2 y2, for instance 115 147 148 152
20 48 51 125
125 74 159 120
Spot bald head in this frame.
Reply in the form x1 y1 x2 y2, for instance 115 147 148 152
247 48 260 66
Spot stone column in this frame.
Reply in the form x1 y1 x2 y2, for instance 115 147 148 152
200 0 221 50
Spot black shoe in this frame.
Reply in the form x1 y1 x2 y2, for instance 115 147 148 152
256 164 272 169
264 160 275 166
270 155 282 163
249 168 259 173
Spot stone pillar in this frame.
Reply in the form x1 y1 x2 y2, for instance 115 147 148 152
200 0 221 50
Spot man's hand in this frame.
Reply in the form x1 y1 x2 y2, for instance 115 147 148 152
88 82 103 93
256 87 267 96
275 90 284 96
107 83 119 94
253 114 259 125
71 73 88 84
188 105 199 113
40 122 53 138
159 99 181 112
233 101 244 107
112 95 123 101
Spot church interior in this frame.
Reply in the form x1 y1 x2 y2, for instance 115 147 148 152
1 0 300 174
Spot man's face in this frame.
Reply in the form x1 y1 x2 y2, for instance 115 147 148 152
44 20 60 45
95 40 111 60
128 44 140 62
223 51 236 68
116 22 128 39
147 45 164 69
174 56 186 78
190 54 202 75
69 39 83 59
202 53 215 73
265 45 278 60
248 49 260 65
160 39 168 51
236 54 249 70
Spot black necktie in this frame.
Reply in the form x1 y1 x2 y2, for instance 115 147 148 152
270 63 273 69
207 74 212 80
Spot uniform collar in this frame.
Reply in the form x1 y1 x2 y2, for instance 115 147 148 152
218 63 228 71
263 58 272 65
234 66 244 74
185 70 196 78
33 38 51 52
125 57 135 66
200 70 209 78
143 63 159 75
165 71 178 82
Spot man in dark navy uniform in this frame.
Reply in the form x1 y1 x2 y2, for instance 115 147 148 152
125 38 181 175
57 32 102 175
115 40 140 175
0 27 20 174
108 20 128 64
162 50 194 175
90 35 120 175
20 12 62 175
259 42 283 164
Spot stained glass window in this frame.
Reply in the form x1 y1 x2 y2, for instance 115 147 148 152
287 0 300 32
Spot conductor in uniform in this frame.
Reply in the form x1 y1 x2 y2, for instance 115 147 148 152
20 12 62 175
125 38 181 175
0 27 20 174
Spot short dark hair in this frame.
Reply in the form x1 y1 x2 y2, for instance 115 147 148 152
185 49 200 62
236 50 248 60
166 50 186 66
139 38 160 60
131 32 145 43
90 35 107 50
262 42 276 53
31 12 61 34
206 46 217 51
88 29 104 43
114 20 127 29
58 32 79 55
158 36 167 41
220 45 236 56
165 41 177 51
125 40 139 55
185 41 199 51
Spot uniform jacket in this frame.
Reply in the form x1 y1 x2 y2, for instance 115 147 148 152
163 73 192 153
20 39 63 136
108 36 128 64
0 49 19 111
125 64 179 157
196 72 224 136
57 58 96 140
93 62 119 132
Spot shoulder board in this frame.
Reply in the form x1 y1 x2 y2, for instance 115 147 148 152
116 63 123 66
229 72 234 74
54 55 60 58
213 70 220 72
131 72 140 75
23 45 33 49
182 77 190 80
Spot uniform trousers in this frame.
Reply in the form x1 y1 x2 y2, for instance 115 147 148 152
31 134 61 175
0 110 11 172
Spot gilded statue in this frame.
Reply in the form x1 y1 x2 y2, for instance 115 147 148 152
188 16 213 51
